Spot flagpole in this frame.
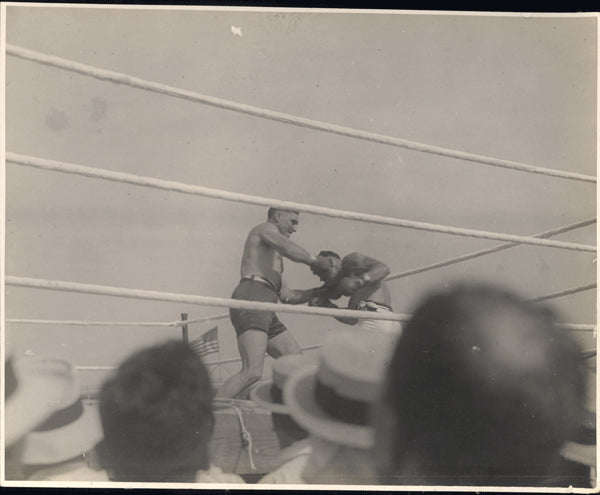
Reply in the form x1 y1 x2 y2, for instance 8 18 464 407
181 312 188 344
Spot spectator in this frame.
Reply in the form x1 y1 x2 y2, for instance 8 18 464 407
283 330 398 484
4 355 102 480
21 389 104 481
251 354 317 484
97 340 244 484
375 283 589 487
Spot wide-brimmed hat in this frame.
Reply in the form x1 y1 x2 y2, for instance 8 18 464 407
283 331 398 449
20 395 103 465
5 356 78 447
560 441 596 468
5 355 103 464
251 354 318 414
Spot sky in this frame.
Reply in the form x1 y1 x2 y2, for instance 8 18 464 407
3 6 597 393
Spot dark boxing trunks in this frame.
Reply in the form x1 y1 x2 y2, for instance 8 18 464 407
230 278 287 338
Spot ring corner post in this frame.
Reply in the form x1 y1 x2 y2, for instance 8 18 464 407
181 312 188 344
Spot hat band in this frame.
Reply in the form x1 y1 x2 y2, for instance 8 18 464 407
315 379 368 426
34 398 84 432
270 383 284 405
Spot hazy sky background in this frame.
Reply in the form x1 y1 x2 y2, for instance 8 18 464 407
4 6 597 392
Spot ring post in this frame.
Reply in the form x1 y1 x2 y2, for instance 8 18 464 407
181 313 188 344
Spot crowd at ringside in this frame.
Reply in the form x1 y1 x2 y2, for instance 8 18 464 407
5 281 595 487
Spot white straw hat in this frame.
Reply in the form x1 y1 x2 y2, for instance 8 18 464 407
20 395 103 465
283 331 398 449
251 354 318 414
560 441 596 468
5 357 78 447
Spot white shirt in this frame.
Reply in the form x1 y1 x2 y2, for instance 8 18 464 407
258 439 312 484
28 463 246 484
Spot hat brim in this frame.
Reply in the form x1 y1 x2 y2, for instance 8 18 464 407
283 368 374 449
560 441 596 467
5 358 77 447
20 399 103 465
250 380 290 415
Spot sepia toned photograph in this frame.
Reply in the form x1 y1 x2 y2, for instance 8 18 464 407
1 4 597 490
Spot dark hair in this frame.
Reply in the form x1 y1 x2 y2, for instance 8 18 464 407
379 283 586 486
317 250 341 259
98 341 215 482
267 207 299 219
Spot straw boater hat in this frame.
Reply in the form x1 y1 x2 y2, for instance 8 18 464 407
5 356 103 464
251 354 318 414
283 331 397 449
5 356 77 447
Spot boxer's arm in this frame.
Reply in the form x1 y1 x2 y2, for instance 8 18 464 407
342 252 390 285
330 302 359 326
333 313 359 326
279 287 324 305
309 297 358 325
259 224 316 266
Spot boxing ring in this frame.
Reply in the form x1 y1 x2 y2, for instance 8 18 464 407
4 43 597 474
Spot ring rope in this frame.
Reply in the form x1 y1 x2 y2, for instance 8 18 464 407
5 319 176 327
386 218 596 280
212 399 257 471
6 276 594 331
76 338 596 372
528 283 596 303
178 313 230 325
7 153 596 253
5 276 412 322
5 313 230 327
6 44 596 184
560 324 597 332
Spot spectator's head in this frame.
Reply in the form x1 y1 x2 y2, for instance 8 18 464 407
375 283 587 486
284 331 397 484
251 354 317 449
98 341 215 482
5 356 97 479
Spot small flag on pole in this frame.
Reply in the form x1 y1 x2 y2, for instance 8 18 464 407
190 327 219 358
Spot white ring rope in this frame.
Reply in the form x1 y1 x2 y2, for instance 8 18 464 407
6 44 596 184
561 324 597 332
179 313 230 326
5 319 176 327
528 283 596 303
386 218 596 280
6 276 594 332
7 153 596 253
5 276 412 322
213 399 257 471
5 313 230 327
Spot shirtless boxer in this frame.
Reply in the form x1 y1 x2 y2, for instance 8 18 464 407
310 250 401 336
217 208 329 399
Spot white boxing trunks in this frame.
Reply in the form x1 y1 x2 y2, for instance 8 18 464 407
357 300 402 336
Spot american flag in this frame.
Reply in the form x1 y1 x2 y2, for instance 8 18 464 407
190 327 219 358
